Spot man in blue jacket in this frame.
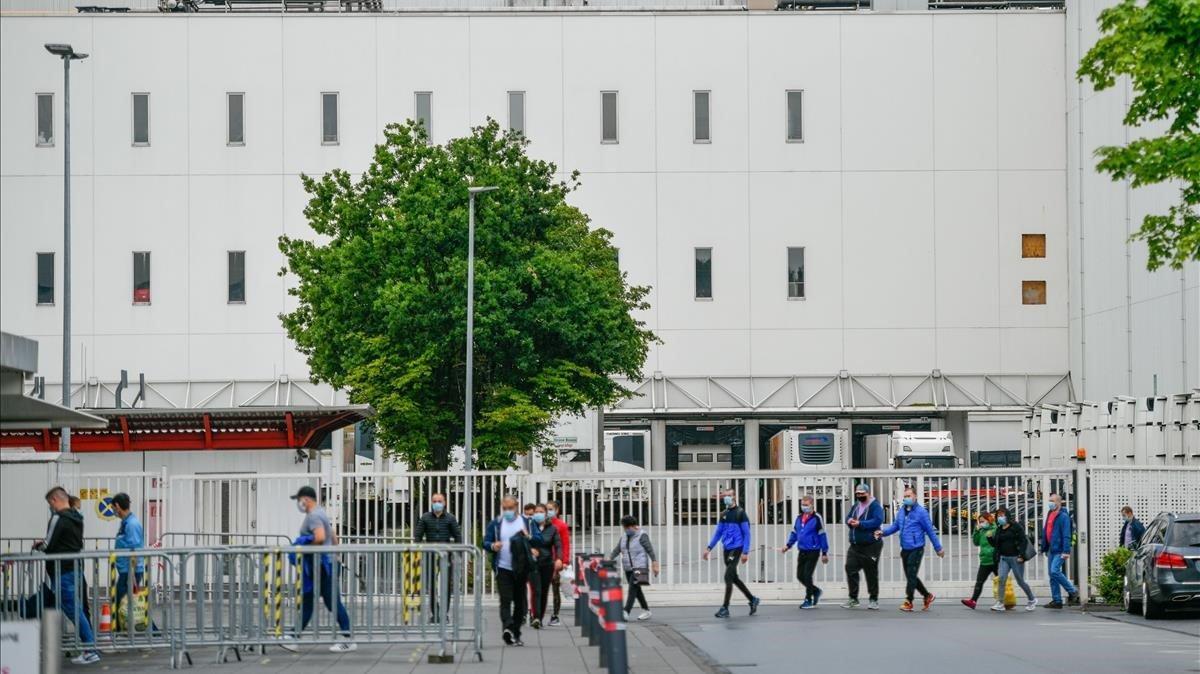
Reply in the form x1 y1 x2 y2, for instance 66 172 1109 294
843 483 884 610
877 487 944 612
702 490 759 618
779 494 829 609
482 496 535 645
1119 506 1145 549
1041 493 1079 608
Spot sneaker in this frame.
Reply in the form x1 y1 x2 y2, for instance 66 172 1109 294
71 652 101 666
841 599 860 609
812 588 822 607
329 641 357 653
961 599 977 609
278 635 299 653
1067 593 1080 606
990 602 1005 612
799 599 815 610
1026 598 1038 612
623 611 630 622
749 596 761 616
512 638 525 647
502 629 514 645
531 618 541 629
548 615 561 627
637 611 652 621
1045 600 1063 609
714 606 730 619
923 594 936 611
900 601 914 612
867 600 880 610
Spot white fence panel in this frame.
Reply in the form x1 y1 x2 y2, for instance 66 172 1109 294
1087 466 1200 575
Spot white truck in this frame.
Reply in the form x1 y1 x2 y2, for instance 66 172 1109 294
766 429 851 519
863 431 958 472
552 429 651 524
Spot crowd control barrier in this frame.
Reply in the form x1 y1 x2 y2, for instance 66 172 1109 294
574 553 629 674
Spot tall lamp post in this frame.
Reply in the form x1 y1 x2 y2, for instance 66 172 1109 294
45 43 88 454
463 185 497 534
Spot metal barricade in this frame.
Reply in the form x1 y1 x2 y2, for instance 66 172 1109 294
155 532 292 548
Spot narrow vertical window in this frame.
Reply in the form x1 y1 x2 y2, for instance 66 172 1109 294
133 252 151 304
227 92 245 146
36 253 55 305
227 251 246 303
787 247 805 299
321 92 339 145
36 93 54 146
132 93 150 146
693 90 711 143
414 92 432 142
601 91 618 144
786 90 803 143
508 91 525 135
694 247 713 300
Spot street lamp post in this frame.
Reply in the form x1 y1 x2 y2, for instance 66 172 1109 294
45 43 88 454
463 185 497 535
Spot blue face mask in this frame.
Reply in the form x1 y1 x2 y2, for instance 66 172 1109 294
533 513 546 524
902 497 915 507
502 510 517 522
431 502 445 513
997 516 1008 526
723 496 734 507
1046 501 1057 511
625 528 637 537
800 505 813 514
547 509 557 519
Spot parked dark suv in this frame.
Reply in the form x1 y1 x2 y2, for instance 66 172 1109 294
1123 512 1200 618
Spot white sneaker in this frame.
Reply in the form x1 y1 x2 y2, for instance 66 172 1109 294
990 603 1005 612
637 611 652 621
277 635 300 653
71 652 101 665
1026 598 1038 612
329 641 358 653
623 610 630 621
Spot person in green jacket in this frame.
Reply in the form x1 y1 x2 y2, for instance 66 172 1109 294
961 513 997 609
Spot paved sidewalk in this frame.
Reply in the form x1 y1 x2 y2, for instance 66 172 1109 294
64 617 714 674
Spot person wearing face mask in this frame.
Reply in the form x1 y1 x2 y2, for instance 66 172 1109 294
876 487 944 612
610 515 659 621
529 504 562 628
961 513 997 609
413 493 461 623
989 506 1038 612
843 483 884 610
702 490 759 618
1118 506 1145 549
779 495 829 609
545 500 571 626
482 496 535 646
28 487 99 665
287 486 356 652
1040 493 1079 608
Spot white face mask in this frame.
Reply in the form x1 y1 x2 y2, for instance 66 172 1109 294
295 500 307 514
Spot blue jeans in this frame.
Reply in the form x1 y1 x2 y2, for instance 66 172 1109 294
59 571 96 647
1047 554 1076 602
300 568 351 635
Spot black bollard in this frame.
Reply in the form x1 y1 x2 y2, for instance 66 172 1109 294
586 555 603 649
598 560 629 674
573 552 588 628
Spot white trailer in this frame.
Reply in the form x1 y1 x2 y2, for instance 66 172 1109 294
766 429 851 518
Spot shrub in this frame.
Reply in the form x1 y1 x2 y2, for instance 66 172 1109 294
1096 546 1133 604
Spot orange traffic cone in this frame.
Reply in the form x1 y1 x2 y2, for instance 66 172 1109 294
99 602 112 633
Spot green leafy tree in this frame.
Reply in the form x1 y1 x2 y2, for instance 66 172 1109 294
1077 0 1200 271
280 120 654 469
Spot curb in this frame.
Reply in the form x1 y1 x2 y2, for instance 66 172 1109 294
645 623 730 674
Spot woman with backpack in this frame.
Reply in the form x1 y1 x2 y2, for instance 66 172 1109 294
610 515 659 621
989 505 1038 612
961 512 997 609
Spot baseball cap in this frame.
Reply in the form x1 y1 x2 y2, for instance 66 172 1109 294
290 485 317 501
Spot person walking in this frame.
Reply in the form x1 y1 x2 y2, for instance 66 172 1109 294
1041 493 1079 608
610 515 659 621
412 492 461 622
843 483 884 610
286 486 356 653
545 500 571 626
703 490 759 618
877 487 944 612
961 513 997 609
779 495 829 609
482 496 535 646
111 492 158 631
989 506 1038 612
36 487 100 664
529 504 562 628
1119 506 1145 549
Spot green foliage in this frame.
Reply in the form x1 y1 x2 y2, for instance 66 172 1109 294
280 120 655 469
1077 0 1200 271
1096 546 1133 604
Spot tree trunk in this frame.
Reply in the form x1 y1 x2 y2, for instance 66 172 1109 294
431 437 453 471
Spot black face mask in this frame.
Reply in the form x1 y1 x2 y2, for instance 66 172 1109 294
856 495 869 503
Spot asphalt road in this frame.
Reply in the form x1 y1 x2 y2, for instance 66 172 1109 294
651 603 1200 674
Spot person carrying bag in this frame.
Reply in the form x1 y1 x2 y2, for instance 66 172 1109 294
610 515 659 621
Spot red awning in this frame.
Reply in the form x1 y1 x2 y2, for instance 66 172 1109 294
0 405 371 453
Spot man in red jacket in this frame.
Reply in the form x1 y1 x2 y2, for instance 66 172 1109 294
546 500 571 626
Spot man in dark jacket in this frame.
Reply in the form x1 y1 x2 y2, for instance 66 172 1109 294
36 487 100 664
413 493 461 622
482 496 534 646
1041 493 1079 608
1119 506 1146 549
843 483 884 610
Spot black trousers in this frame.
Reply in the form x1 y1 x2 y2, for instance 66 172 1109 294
900 548 929 602
550 566 563 617
845 541 882 601
534 561 554 623
496 568 527 638
624 570 649 612
796 550 821 600
721 548 753 607
970 561 997 601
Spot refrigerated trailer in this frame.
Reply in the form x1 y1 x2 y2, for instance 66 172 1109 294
766 429 851 519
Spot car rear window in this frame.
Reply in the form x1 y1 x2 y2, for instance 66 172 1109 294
1168 521 1200 547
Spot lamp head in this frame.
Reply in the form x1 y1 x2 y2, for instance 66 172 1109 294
468 186 498 195
45 43 88 60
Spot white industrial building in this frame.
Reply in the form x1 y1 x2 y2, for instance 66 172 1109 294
0 1 1195 474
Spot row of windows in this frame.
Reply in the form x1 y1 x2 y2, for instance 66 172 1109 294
32 89 804 147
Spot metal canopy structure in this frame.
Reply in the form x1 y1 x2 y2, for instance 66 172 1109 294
0 331 106 431
607 372 1074 416
0 405 371 453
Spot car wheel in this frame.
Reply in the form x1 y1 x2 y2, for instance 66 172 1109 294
1142 582 1163 619
1123 576 1139 614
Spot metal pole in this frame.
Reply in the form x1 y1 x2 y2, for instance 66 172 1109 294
464 191 476 536
61 55 72 453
